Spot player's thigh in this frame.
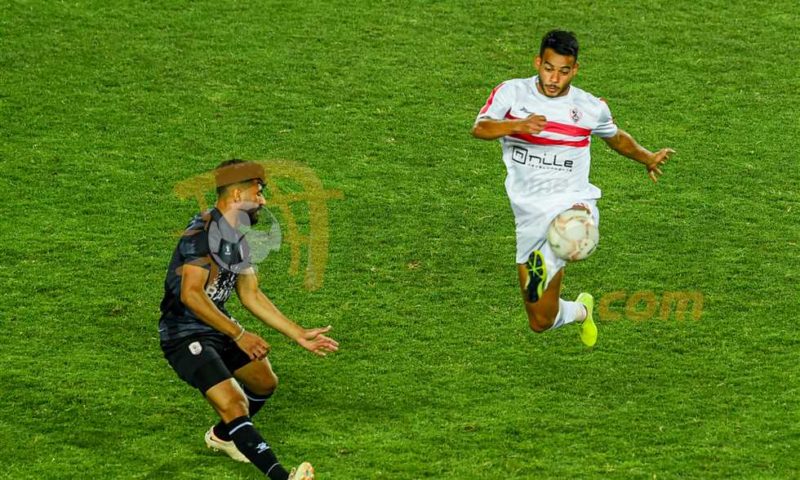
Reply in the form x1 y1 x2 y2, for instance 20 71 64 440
233 357 278 395
162 335 236 394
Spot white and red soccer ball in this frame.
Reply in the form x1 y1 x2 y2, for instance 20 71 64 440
546 208 599 261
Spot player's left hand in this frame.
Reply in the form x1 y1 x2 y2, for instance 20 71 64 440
298 325 339 357
646 148 675 182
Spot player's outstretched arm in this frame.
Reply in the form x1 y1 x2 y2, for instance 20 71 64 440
181 264 270 360
602 129 675 182
236 270 339 357
471 114 547 140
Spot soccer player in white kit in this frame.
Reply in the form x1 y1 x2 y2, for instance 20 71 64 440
472 30 674 346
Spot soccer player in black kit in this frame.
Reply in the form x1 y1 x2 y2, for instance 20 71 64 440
159 159 338 480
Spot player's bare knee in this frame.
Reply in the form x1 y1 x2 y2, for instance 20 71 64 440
529 321 548 333
251 373 278 396
527 311 553 333
528 318 550 333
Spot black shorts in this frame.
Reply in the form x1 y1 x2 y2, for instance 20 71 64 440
161 333 252 394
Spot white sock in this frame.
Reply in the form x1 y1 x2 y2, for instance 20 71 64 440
551 299 584 330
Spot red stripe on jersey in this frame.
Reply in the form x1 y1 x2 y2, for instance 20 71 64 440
479 83 505 115
504 112 592 137
504 113 590 146
510 133 590 147
543 121 592 137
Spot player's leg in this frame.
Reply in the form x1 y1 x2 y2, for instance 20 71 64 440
208 355 278 454
518 257 592 337
516 224 573 332
515 209 594 344
204 378 295 480
204 377 250 423
205 371 315 480
163 335 308 479
517 262 565 332
519 261 595 343
227 361 314 480
223 358 277 426
234 357 279 400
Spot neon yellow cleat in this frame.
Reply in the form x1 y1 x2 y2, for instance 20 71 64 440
524 250 548 303
576 293 597 347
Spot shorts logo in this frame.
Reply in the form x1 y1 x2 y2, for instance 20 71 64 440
570 107 582 123
189 341 203 355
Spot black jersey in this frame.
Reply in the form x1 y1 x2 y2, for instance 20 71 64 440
159 208 251 342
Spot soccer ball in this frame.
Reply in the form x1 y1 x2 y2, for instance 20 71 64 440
546 208 599 261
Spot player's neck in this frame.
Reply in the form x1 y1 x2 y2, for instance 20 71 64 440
215 203 242 228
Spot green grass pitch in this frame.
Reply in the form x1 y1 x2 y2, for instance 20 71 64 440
1 1 799 478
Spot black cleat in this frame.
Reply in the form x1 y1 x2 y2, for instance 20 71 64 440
524 250 547 303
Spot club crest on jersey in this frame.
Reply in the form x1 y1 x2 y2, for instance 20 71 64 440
570 107 582 123
189 341 203 355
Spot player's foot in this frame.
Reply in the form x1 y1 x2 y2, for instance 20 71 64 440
204 427 250 463
576 292 597 347
524 250 547 303
289 462 315 480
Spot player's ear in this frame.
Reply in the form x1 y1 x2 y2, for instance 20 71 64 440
534 56 542 69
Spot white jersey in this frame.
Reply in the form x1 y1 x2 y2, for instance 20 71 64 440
477 76 617 228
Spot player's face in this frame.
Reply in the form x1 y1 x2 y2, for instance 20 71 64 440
535 48 579 98
237 182 267 225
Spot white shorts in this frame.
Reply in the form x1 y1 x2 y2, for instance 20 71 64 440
515 199 599 289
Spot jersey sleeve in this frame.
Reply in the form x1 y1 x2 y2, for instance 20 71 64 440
178 228 212 269
592 99 618 138
476 82 513 121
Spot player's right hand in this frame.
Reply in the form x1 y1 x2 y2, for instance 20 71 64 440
236 331 271 360
513 113 547 135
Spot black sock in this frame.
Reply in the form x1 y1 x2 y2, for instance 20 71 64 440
244 386 271 417
226 416 289 480
214 387 272 441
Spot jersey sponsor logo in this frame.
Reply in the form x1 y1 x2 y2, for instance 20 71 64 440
511 146 574 171
511 146 527 165
205 271 237 303
189 341 203 355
